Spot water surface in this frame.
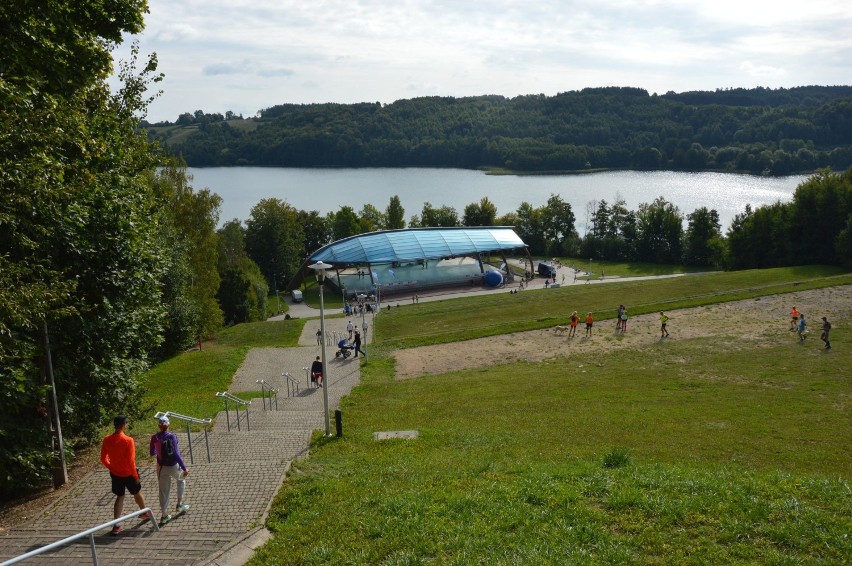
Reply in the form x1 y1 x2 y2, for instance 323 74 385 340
187 167 810 232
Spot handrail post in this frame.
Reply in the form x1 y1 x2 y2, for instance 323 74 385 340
186 421 194 465
224 398 231 431
205 427 211 463
89 533 98 566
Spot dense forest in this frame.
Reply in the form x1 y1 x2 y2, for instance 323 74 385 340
146 86 852 175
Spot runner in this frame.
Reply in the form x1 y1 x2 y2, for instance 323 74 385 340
660 311 670 338
820 317 832 350
790 306 799 331
569 311 579 337
797 314 807 341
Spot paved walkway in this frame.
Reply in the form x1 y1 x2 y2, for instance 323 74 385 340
0 348 360 565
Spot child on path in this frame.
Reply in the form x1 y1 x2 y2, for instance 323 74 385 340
797 314 807 341
620 308 628 332
790 306 799 331
585 312 594 336
616 305 624 331
660 312 670 338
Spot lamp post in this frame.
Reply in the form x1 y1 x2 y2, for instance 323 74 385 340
273 272 280 315
309 261 333 436
358 293 367 345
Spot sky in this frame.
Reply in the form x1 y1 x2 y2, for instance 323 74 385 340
111 0 852 124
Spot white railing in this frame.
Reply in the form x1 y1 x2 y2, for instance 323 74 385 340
0 508 158 566
282 372 300 397
256 379 279 410
216 392 251 431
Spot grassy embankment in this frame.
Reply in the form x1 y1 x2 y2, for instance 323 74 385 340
141 266 851 563
139 320 304 432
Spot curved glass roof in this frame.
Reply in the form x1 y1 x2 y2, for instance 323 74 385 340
309 227 526 265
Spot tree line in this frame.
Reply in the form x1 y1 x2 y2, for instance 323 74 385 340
146 86 852 175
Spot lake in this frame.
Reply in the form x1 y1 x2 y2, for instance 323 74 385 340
186 167 811 232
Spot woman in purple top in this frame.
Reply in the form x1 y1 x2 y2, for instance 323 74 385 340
149 416 190 524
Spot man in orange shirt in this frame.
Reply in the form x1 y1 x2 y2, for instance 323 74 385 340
101 415 147 534
790 306 799 331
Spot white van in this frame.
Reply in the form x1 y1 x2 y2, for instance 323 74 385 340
291 290 303 303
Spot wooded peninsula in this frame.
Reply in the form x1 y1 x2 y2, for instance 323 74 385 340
145 86 852 175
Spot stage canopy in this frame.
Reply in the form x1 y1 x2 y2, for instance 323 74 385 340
288 227 530 293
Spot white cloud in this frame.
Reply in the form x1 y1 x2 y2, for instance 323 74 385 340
738 61 787 80
112 0 852 122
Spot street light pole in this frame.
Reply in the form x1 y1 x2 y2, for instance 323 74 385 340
310 261 333 436
358 293 367 346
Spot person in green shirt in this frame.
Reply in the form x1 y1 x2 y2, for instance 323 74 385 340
660 312 670 338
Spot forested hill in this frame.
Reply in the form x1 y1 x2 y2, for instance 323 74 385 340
145 86 852 175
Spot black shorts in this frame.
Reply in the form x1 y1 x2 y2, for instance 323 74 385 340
111 473 142 496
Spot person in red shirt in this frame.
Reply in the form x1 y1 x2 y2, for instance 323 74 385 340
101 415 147 534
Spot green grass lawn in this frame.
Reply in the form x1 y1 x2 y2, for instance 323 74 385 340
140 266 851 563
558 256 711 279
254 333 850 564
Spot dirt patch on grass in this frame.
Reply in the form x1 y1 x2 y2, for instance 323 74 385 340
394 286 851 379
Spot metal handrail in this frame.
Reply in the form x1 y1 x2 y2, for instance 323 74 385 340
0 507 158 566
256 379 279 411
216 392 251 432
154 411 212 464
282 372 300 397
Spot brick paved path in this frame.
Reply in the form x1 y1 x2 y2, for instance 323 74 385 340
0 346 360 565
